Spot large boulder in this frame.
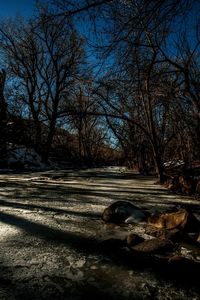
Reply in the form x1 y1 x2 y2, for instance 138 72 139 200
147 209 200 237
148 209 189 230
102 201 148 224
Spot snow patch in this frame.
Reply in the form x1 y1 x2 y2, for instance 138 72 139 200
7 145 47 170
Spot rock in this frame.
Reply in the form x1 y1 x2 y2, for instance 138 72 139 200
102 201 147 224
145 225 164 237
164 255 200 286
148 209 189 230
168 255 185 263
132 238 174 254
169 176 180 192
196 179 200 194
167 255 200 272
167 174 198 195
197 233 200 243
145 226 181 241
178 175 192 194
126 234 145 246
181 211 200 234
148 209 192 230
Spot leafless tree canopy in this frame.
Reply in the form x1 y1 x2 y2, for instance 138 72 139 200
0 0 199 180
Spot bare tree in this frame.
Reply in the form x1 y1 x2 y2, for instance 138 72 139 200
65 85 109 165
51 0 199 179
158 27 200 164
84 0 196 181
0 11 84 162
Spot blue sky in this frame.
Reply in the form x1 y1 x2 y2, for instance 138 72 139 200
0 0 36 19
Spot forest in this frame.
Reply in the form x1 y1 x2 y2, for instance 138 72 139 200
0 0 199 183
0 1 200 300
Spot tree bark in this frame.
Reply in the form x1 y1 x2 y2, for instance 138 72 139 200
0 69 7 167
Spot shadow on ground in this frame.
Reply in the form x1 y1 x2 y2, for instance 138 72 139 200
0 168 199 300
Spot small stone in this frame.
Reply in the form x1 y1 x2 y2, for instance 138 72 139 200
90 265 98 270
168 255 185 263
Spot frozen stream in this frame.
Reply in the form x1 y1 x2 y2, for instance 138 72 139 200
0 167 199 300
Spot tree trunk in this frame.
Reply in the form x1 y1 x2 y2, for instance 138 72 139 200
42 117 57 163
153 148 165 183
0 69 7 167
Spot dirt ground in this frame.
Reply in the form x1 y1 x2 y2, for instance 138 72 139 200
0 167 199 300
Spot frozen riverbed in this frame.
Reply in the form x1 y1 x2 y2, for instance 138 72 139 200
0 167 199 300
